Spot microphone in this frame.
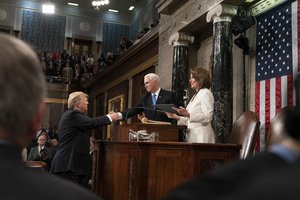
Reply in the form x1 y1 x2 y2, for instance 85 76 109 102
124 106 168 121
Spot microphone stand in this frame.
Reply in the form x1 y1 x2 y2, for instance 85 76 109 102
124 106 168 122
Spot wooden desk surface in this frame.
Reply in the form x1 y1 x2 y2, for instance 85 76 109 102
91 140 241 200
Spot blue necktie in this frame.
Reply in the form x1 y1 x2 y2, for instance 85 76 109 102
152 94 156 106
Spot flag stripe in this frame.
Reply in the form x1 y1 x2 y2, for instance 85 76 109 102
275 77 281 113
288 74 294 106
255 82 261 150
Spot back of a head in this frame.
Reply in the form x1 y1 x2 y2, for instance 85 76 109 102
0 33 46 141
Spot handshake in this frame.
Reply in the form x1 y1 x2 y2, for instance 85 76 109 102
107 111 122 122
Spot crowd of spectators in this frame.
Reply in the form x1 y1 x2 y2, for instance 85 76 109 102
105 20 159 64
39 20 159 85
38 50 104 85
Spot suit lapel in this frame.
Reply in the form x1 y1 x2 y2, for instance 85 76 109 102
156 89 164 104
146 93 153 106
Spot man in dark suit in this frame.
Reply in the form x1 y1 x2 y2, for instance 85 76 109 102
28 132 52 170
119 73 181 123
50 91 119 187
0 33 102 199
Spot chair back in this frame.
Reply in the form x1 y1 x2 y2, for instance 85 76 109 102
266 106 294 148
229 111 260 159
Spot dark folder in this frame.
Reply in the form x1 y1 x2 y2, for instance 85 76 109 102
154 104 178 114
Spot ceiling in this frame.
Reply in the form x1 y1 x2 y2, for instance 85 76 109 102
25 0 140 15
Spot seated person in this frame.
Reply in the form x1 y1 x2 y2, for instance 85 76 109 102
28 132 52 170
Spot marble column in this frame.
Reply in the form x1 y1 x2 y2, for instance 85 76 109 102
169 32 194 106
206 4 237 143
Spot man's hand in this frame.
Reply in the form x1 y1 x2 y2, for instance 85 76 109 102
108 111 119 121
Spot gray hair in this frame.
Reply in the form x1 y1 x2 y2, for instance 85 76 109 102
68 91 88 108
144 73 160 83
0 33 46 137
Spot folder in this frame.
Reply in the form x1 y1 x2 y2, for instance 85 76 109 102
154 104 178 114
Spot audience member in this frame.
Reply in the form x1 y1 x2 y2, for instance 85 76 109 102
28 132 52 170
0 33 102 200
166 67 215 143
62 62 73 84
73 63 82 84
117 37 133 55
44 123 52 138
97 53 108 72
86 54 95 67
50 91 119 187
118 73 181 124
106 52 114 66
162 75 300 200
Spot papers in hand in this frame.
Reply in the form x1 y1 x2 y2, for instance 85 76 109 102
154 104 178 114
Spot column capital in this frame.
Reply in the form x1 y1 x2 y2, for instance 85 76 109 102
169 32 194 47
206 4 237 24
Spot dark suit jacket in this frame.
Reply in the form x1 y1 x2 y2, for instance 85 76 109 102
0 143 101 200
50 109 111 176
28 146 52 160
231 158 300 200
122 89 181 123
28 145 52 170
162 151 290 200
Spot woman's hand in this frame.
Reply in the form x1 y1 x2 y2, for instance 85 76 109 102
174 106 190 117
165 112 180 120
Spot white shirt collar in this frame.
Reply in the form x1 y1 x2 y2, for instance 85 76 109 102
153 88 161 97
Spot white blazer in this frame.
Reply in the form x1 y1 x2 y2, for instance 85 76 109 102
178 88 215 143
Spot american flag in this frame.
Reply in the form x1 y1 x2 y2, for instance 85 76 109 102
255 0 300 151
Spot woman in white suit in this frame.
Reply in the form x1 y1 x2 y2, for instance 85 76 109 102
167 67 215 143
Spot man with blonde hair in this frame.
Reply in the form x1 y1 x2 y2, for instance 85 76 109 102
51 91 118 187
0 33 102 199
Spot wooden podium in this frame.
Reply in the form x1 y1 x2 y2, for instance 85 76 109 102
91 123 241 199
91 140 241 200
112 123 187 142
